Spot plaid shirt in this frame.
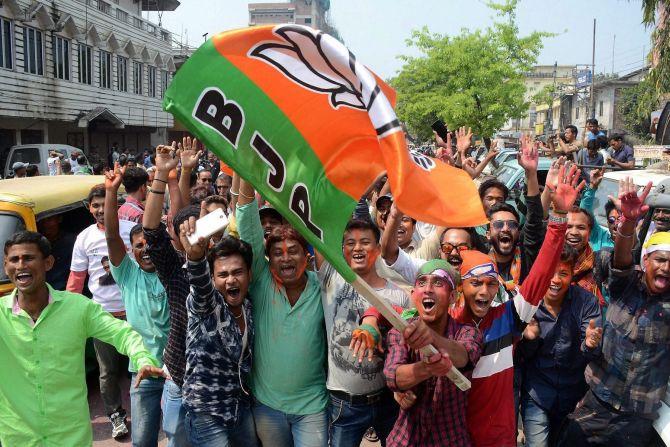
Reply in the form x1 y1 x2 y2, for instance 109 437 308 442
585 264 670 417
143 223 189 387
384 317 482 447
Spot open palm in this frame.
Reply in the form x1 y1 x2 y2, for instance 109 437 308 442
518 134 538 172
155 143 179 172
552 164 585 212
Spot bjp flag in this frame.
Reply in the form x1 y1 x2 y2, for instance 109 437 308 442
163 24 486 279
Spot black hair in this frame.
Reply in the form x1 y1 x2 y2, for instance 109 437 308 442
77 155 86 165
208 236 253 272
198 169 212 178
569 206 594 229
118 155 128 167
586 118 599 126
150 154 156 165
605 200 616 219
5 231 51 257
596 135 608 149
87 184 106 203
189 169 198 187
122 167 149 194
344 218 381 243
204 195 228 209
608 133 624 142
586 139 598 151
565 125 578 135
61 160 72 174
26 165 39 177
478 178 509 201
172 204 201 238
130 223 144 245
486 202 520 223
560 243 579 267
439 227 475 247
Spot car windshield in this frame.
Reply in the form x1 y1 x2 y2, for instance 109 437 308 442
495 165 519 187
0 213 27 284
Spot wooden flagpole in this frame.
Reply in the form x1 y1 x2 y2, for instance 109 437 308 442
351 276 471 391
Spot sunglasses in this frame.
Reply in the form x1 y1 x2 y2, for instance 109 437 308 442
441 243 469 254
491 220 519 231
607 216 621 224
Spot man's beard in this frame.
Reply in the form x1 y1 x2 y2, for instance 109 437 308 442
491 233 517 256
655 217 670 232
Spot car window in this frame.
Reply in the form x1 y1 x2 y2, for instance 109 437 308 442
10 148 41 165
593 179 620 228
0 213 27 284
496 166 520 187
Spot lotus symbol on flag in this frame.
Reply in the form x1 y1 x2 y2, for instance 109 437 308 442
249 25 400 136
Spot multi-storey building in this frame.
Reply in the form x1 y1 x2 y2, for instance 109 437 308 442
248 0 340 39
0 0 179 165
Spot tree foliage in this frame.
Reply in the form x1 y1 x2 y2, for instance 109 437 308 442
618 78 658 140
391 0 551 140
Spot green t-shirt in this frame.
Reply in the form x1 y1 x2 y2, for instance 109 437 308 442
236 201 328 415
110 254 170 371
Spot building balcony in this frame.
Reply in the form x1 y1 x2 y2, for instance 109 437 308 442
79 0 173 43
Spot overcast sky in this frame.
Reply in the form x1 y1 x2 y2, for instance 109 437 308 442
155 0 653 79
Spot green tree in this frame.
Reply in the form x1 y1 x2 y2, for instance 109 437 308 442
391 0 551 141
618 78 658 140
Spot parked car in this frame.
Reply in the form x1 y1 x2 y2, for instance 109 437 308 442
3 144 89 178
591 168 670 235
492 157 552 197
483 149 518 175
0 175 107 296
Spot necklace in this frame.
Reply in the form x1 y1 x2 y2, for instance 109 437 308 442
232 310 243 319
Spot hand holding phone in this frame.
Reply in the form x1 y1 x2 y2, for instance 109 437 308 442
186 208 229 246
431 120 449 140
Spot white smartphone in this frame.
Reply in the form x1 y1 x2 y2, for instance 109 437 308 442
187 208 229 245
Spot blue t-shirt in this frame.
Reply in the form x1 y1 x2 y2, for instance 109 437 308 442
110 254 170 371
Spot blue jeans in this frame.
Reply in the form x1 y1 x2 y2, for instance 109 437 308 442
185 400 258 447
329 391 398 447
521 393 564 447
130 374 165 447
253 401 328 447
162 379 192 447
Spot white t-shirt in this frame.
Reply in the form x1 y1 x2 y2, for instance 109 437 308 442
69 157 79 171
318 261 409 395
47 156 60 176
70 221 134 312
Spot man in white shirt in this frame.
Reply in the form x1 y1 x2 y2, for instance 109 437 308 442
66 184 135 439
316 218 409 446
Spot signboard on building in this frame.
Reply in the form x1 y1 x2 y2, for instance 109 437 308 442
635 145 670 159
575 70 592 89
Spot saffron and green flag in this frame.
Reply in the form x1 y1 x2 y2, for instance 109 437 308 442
163 24 487 281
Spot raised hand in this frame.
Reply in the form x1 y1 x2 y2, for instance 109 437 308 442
545 156 566 193
584 319 603 349
104 162 125 191
134 365 167 388
155 142 180 173
179 136 202 171
455 126 473 155
551 164 586 213
589 168 604 189
518 133 538 172
434 131 449 149
609 177 652 221
462 157 478 178
178 202 209 261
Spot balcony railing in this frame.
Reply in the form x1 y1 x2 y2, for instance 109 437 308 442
79 0 171 42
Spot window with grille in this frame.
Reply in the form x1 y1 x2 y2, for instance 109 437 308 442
161 70 169 97
148 65 156 97
78 44 92 84
117 55 127 92
133 61 143 94
99 50 111 88
23 27 43 75
0 18 13 70
52 36 70 80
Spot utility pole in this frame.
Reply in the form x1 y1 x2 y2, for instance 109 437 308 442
548 61 557 133
203 33 208 43
590 18 596 119
612 34 616 76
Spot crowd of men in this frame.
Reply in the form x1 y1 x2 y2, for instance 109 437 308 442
1 116 669 447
